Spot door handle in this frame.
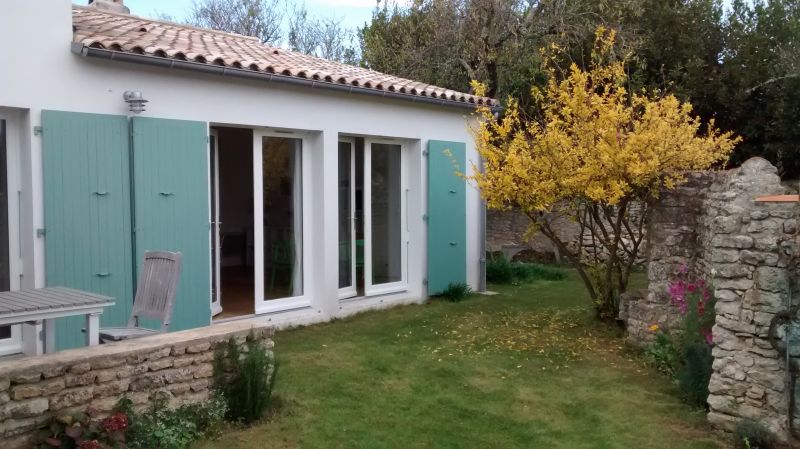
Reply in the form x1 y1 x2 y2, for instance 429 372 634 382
93 191 109 196
95 272 111 277
159 192 174 197
449 190 457 194
449 242 457 246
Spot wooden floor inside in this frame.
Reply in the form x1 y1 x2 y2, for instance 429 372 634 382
216 266 255 319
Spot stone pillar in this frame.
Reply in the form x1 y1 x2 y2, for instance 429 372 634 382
705 158 798 438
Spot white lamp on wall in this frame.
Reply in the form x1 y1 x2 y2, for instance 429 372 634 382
123 91 148 114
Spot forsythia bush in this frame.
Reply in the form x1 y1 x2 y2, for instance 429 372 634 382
469 27 739 317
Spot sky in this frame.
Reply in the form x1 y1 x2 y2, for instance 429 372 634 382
123 0 380 31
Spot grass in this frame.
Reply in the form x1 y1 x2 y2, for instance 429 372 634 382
197 271 726 449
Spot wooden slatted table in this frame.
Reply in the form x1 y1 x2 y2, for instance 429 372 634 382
0 287 115 355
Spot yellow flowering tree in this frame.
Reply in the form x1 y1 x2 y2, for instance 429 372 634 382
470 28 739 319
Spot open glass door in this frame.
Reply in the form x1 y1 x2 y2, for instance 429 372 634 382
364 140 408 296
253 131 309 313
209 130 222 316
0 117 20 356
338 139 357 299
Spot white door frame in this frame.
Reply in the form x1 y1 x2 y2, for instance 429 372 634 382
363 139 409 297
209 129 223 317
0 110 23 356
338 138 357 300
252 129 312 314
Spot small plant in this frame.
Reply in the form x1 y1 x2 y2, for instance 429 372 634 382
438 282 473 302
733 419 776 449
213 332 278 423
644 331 680 377
34 409 128 449
667 265 716 408
118 392 227 449
486 253 514 284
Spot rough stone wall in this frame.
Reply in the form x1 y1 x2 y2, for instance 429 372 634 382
622 171 717 343
486 209 579 255
702 158 799 438
0 321 274 448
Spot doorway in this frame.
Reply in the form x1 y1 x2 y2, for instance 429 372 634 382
211 127 309 319
212 127 255 319
0 115 21 355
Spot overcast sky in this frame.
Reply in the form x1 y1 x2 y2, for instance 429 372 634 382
123 0 380 31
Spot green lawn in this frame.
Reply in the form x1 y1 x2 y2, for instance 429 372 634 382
198 272 726 449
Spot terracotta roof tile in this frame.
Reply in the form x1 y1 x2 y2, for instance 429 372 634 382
71 6 496 108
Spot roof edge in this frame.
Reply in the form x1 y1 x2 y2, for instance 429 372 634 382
72 43 502 112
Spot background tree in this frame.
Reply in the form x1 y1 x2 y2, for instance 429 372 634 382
188 0 283 44
360 0 800 178
468 29 739 318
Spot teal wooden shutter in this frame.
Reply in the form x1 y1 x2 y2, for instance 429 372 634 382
131 117 210 331
427 140 467 295
42 111 135 350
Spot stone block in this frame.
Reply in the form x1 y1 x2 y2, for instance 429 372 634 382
148 358 174 372
714 263 753 279
754 267 790 293
11 378 65 400
0 398 49 420
711 249 740 263
740 251 780 266
193 363 213 379
715 278 754 291
0 378 10 392
711 235 754 249
10 372 41 384
0 415 50 438
186 342 211 354
93 379 130 397
68 363 91 375
50 386 94 411
65 372 97 388
91 357 126 370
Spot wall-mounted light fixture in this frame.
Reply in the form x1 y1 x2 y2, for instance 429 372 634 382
123 91 148 114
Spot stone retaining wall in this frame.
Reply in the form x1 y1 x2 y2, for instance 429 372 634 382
0 321 274 448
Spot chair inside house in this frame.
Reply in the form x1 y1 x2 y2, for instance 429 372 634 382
99 251 182 343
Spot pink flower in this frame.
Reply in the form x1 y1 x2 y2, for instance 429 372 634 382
702 329 713 345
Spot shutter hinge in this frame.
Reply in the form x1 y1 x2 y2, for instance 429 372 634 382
422 214 429 222
422 278 428 286
422 150 429 156
36 228 46 238
33 126 43 136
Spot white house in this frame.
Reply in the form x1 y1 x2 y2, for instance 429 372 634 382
0 0 495 354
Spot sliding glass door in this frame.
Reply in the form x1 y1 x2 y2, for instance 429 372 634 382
253 131 308 313
364 140 408 296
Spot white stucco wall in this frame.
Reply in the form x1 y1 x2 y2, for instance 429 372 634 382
0 0 483 329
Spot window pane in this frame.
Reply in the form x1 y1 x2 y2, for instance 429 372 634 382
338 142 352 289
262 137 303 299
371 143 402 285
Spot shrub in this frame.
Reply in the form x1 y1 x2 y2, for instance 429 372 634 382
486 254 514 284
644 332 680 377
438 282 473 302
213 333 278 423
34 410 127 448
510 262 567 283
733 419 776 449
676 341 713 407
487 253 566 285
